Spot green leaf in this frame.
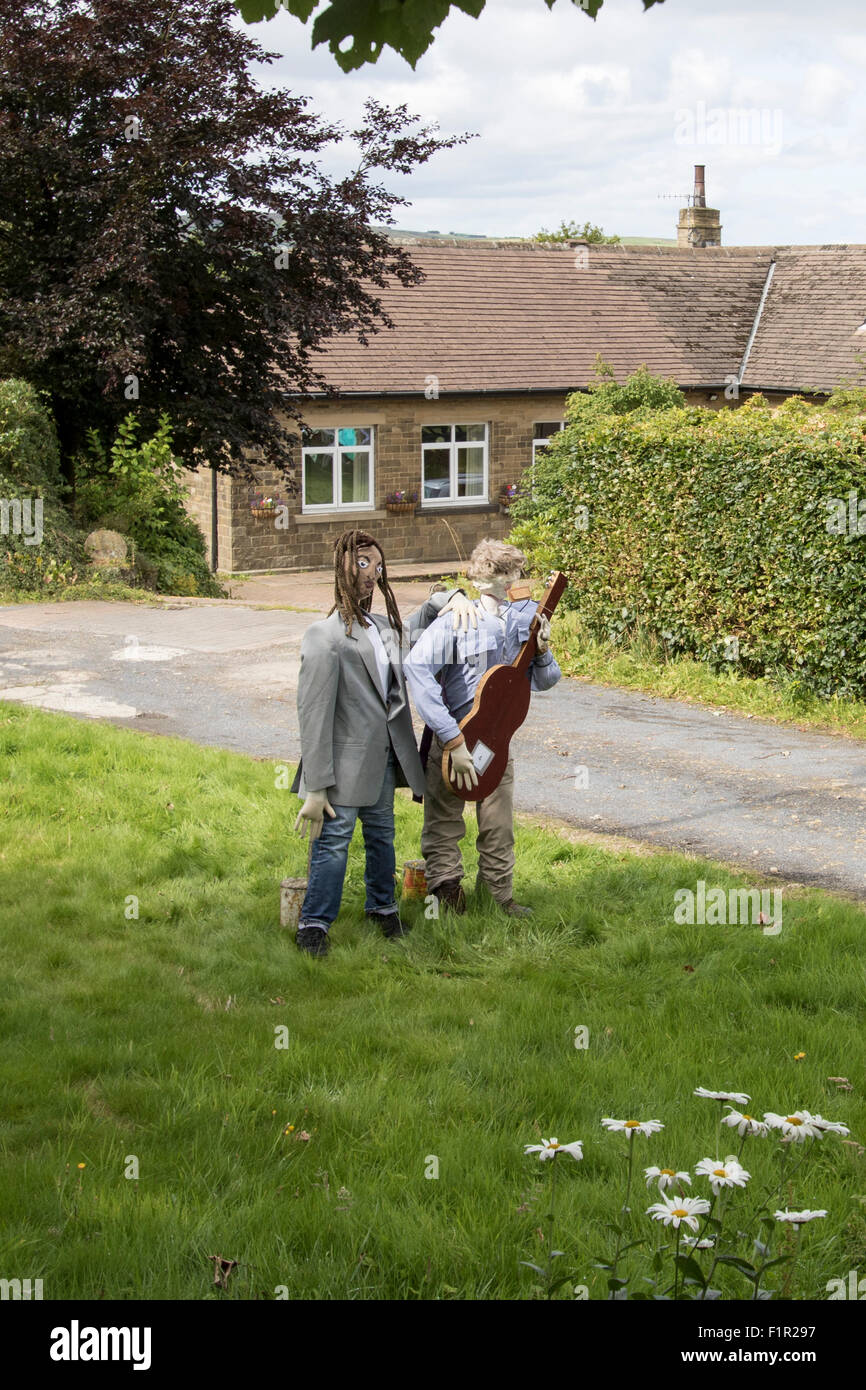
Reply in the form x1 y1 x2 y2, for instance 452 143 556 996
760 1255 793 1272
237 0 319 21
716 1255 758 1278
675 1256 706 1283
232 0 652 69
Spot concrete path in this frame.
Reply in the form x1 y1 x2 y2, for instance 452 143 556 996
2 595 865 900
224 560 457 611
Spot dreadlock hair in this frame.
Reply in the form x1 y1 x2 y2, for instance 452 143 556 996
329 530 403 640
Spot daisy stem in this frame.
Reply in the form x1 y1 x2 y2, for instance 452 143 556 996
751 1139 810 1224
610 1137 635 1286
545 1156 559 1298
780 1223 803 1300
674 1226 681 1300
702 1188 730 1291
622 1133 635 1216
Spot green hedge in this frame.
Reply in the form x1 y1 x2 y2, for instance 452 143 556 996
0 379 86 594
510 392 866 698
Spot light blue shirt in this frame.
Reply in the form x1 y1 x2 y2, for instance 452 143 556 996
404 597 561 744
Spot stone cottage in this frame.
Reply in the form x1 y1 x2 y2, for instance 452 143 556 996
182 233 866 574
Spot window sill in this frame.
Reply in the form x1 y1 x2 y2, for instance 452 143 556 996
296 508 385 525
419 502 498 516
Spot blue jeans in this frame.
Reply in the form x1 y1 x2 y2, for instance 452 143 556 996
298 752 398 932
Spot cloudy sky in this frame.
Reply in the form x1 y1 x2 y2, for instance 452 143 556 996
241 0 865 245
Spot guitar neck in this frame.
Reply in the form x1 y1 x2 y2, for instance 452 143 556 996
512 572 567 676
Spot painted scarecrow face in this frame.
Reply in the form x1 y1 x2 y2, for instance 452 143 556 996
344 543 384 602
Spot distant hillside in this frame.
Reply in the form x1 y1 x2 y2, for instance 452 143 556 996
376 226 678 247
619 236 678 247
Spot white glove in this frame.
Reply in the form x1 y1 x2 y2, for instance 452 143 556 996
447 738 478 791
442 590 478 631
536 614 551 656
294 789 336 842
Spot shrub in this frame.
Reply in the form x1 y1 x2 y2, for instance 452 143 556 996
0 377 63 490
0 379 85 594
75 413 224 598
510 384 866 699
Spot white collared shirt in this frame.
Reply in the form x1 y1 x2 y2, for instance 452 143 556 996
364 616 391 700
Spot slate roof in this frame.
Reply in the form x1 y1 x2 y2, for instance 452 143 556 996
304 240 866 398
740 248 866 393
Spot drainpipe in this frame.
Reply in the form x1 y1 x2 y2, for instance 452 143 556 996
211 466 219 573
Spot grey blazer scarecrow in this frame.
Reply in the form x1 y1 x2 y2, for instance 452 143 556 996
291 603 441 806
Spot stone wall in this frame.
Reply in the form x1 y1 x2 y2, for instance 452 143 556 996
187 391 573 573
181 387 815 573
180 465 235 570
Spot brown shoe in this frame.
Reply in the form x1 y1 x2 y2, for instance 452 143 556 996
500 899 533 918
433 878 466 915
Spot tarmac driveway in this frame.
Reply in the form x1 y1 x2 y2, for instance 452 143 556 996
2 596 865 901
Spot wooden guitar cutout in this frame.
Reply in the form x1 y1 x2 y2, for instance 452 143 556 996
442 571 567 801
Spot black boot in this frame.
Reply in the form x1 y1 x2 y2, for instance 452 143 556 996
366 910 409 939
296 926 330 957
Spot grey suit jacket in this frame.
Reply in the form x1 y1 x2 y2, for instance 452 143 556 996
291 599 442 806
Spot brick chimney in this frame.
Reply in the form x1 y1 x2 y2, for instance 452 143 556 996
677 165 722 247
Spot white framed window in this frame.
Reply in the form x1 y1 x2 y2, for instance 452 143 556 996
301 426 374 512
421 423 488 506
531 421 565 469
530 421 565 494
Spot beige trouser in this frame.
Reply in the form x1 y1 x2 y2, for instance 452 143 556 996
422 733 515 905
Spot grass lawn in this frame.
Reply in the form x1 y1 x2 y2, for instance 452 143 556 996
1 703 864 1301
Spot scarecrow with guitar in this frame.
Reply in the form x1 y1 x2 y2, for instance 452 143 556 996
404 539 564 918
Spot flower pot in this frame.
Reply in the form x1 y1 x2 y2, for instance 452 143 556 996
385 501 417 515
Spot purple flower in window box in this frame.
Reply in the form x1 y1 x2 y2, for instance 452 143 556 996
385 488 419 513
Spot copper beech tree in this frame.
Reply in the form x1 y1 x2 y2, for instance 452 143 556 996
0 0 470 489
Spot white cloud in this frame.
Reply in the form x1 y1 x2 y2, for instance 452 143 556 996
239 0 866 244
799 63 855 123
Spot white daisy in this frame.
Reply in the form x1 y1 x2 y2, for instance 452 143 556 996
646 1194 712 1233
602 1118 665 1137
763 1111 823 1141
524 1137 584 1162
694 1087 751 1105
645 1166 691 1192
808 1115 851 1137
774 1209 828 1224
683 1235 716 1249
722 1108 769 1138
695 1157 751 1193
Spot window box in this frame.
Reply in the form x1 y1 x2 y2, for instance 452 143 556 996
385 500 417 515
